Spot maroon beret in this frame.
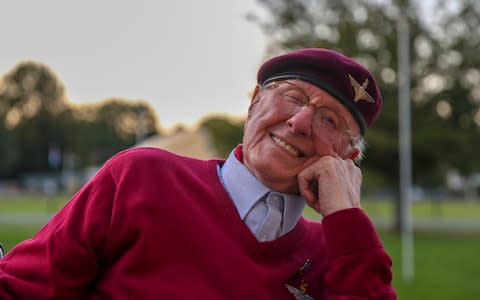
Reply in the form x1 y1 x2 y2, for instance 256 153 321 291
257 48 382 135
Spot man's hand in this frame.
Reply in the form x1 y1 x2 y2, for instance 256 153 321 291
297 156 362 217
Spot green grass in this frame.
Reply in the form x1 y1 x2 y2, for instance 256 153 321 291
2 195 480 299
1 224 40 252
383 231 480 299
304 199 480 219
0 194 69 213
362 199 480 218
3 195 480 218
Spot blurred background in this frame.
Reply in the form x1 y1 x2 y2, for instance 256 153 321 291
1 0 480 298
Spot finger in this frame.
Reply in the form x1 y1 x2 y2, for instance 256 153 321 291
297 173 317 205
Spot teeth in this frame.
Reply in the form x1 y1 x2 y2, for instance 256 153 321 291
272 135 300 157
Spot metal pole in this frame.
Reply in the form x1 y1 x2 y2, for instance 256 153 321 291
397 12 415 282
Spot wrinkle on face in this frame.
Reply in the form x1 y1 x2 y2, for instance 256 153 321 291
242 79 361 193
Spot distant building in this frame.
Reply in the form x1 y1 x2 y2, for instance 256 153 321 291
135 128 219 160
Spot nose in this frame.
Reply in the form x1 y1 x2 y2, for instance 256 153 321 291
287 106 314 136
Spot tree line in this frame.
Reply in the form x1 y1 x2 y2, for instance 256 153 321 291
0 60 245 181
0 61 160 179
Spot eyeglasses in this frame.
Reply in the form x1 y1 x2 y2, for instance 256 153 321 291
263 81 358 150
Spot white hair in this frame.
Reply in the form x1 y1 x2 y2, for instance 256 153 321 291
352 136 366 164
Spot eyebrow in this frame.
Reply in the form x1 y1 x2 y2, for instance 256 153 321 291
279 80 311 100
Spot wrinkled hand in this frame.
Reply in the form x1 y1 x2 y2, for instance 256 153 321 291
298 156 362 217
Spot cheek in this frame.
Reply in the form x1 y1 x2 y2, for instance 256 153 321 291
245 102 278 135
311 134 350 158
250 101 291 130
242 118 264 155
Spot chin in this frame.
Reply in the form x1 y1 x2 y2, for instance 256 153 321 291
255 168 300 193
245 146 301 190
272 182 300 195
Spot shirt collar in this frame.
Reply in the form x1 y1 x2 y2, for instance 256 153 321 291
219 147 306 233
220 149 269 219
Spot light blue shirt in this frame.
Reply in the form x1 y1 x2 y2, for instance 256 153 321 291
218 150 306 238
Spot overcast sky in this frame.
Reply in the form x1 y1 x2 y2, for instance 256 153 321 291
1 0 267 131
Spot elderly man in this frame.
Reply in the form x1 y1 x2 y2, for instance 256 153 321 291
0 48 396 299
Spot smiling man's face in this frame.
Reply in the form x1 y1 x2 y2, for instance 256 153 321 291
242 79 360 194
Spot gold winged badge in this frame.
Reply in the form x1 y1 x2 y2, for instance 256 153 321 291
348 74 375 103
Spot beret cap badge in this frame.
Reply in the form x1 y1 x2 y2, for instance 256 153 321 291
348 74 375 104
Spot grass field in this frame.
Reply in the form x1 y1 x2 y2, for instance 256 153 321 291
1 195 480 299
384 231 480 299
1 224 41 251
3 194 480 217
0 195 69 213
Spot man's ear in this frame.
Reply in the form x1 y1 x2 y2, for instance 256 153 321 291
251 85 260 101
244 85 261 132
247 85 261 115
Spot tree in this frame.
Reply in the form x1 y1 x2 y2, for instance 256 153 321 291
64 99 160 167
0 61 68 177
199 116 244 158
0 62 161 178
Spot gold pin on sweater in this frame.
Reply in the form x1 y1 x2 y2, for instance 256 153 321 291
285 283 314 300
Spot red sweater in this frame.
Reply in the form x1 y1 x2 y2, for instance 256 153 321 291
0 148 396 299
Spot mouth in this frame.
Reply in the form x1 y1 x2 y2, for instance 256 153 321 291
271 134 304 157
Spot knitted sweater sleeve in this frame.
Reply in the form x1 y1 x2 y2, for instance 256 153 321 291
0 162 116 299
321 208 397 299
